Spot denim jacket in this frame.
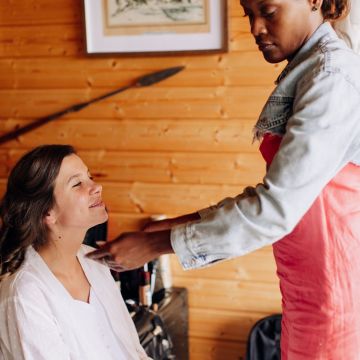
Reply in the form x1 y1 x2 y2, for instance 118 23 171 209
171 22 360 270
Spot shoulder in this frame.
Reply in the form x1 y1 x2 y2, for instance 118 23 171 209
295 37 360 97
0 269 53 327
0 267 47 304
317 30 360 84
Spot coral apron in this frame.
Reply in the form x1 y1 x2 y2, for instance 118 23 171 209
260 133 360 359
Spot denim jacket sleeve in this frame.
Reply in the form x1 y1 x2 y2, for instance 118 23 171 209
171 68 360 270
334 0 360 54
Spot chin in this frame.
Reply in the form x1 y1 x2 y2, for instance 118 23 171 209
91 209 109 227
262 51 286 64
99 210 109 224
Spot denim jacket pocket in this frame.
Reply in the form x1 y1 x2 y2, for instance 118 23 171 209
254 95 294 140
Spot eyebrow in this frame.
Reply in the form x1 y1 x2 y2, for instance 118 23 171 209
67 169 90 184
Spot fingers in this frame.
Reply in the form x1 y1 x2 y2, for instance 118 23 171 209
103 259 126 272
87 248 125 271
87 240 130 271
95 240 106 246
85 231 155 271
86 246 112 260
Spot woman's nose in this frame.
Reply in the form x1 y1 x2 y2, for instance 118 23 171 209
251 16 267 37
90 181 102 195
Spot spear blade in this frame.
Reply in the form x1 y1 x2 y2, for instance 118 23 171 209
136 66 185 87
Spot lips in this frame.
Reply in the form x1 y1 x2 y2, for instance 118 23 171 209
257 42 275 52
89 199 104 208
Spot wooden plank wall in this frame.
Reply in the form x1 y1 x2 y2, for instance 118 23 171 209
0 0 283 358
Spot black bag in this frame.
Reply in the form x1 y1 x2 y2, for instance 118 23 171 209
130 305 175 360
246 314 282 360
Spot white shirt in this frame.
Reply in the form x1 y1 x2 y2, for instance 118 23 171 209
0 245 150 360
65 288 133 360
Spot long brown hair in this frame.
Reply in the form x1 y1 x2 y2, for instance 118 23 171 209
321 0 349 20
0 145 75 280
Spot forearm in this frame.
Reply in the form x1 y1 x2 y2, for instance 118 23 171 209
148 229 174 255
143 212 200 232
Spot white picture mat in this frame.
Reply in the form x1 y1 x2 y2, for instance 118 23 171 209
84 0 226 53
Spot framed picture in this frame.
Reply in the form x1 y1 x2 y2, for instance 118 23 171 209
83 0 228 55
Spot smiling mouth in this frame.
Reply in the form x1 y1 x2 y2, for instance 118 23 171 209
89 200 105 208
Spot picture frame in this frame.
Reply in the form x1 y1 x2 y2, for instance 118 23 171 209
83 0 228 55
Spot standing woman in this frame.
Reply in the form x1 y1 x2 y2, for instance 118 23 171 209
0 145 149 359
88 0 360 358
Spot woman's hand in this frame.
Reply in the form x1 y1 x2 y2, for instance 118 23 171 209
86 230 173 271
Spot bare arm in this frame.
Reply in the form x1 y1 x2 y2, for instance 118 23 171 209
142 212 201 232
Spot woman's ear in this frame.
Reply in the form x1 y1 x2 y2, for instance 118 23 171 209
308 0 323 11
44 209 57 226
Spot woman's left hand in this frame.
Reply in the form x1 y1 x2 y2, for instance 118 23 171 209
86 230 173 271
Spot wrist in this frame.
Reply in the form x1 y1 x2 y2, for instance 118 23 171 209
148 229 173 256
173 212 201 226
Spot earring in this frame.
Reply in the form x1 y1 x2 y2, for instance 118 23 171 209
312 5 318 11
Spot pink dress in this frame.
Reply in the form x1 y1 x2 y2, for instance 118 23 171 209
260 133 360 359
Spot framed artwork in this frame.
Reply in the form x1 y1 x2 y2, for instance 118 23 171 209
83 0 228 55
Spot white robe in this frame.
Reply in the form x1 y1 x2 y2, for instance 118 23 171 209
0 245 150 360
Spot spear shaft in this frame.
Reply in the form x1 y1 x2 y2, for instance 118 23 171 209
0 66 185 145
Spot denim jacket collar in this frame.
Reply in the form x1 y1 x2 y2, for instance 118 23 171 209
275 22 336 84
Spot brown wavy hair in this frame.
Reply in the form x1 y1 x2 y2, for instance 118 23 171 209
321 0 349 20
0 145 75 280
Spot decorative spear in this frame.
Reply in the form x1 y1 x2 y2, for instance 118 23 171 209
0 66 185 145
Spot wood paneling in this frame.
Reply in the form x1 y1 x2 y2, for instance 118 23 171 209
0 1 282 358
189 337 247 360
0 149 265 184
0 0 82 26
189 308 268 342
0 87 271 119
170 248 277 283
0 119 259 152
0 25 84 58
0 54 280 89
173 276 281 313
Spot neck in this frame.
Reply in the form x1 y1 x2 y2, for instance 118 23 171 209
287 20 325 63
37 228 87 277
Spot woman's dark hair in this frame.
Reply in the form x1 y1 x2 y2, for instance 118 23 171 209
321 0 349 20
0 144 75 280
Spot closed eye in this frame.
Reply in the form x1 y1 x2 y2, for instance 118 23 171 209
262 10 276 18
72 182 82 188
260 6 277 19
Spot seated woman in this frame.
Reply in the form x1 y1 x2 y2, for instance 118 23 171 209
0 145 149 360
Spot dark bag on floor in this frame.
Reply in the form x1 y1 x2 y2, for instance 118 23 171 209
246 314 282 360
130 305 175 360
